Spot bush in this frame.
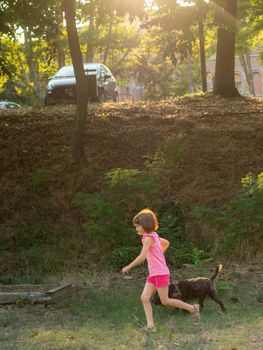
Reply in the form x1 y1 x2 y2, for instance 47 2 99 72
145 135 185 176
183 248 212 275
76 168 159 245
0 223 80 276
156 201 196 267
108 246 141 270
192 172 263 258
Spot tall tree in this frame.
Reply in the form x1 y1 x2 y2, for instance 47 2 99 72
147 0 210 93
196 0 208 92
80 0 145 65
62 0 88 163
213 0 240 97
0 0 65 97
55 3 66 68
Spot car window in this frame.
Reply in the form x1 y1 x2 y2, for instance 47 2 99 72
8 103 19 108
84 68 97 76
54 65 98 78
84 64 98 76
0 102 20 109
104 67 112 76
101 65 112 77
55 66 75 78
100 66 106 78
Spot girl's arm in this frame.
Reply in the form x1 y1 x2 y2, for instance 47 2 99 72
159 237 170 253
122 237 153 273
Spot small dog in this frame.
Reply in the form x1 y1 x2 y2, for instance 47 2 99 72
152 264 226 312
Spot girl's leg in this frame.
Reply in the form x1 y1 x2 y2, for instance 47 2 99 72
141 282 156 328
157 286 195 312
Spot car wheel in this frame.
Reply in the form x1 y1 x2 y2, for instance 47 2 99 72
98 90 106 103
113 92 119 102
44 95 54 106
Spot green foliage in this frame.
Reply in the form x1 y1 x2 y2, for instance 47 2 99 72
183 248 212 275
145 135 185 173
256 290 263 303
0 222 81 278
145 135 185 195
1 0 262 103
29 165 65 191
0 36 26 81
0 272 44 285
156 201 195 267
109 246 140 269
135 54 177 100
76 168 159 245
192 172 263 256
80 17 141 86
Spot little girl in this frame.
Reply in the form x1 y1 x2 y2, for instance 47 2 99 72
122 208 200 332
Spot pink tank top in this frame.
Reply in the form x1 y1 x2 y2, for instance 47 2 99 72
142 232 170 277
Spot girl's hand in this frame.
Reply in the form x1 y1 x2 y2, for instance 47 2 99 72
159 237 170 253
122 266 130 274
121 237 152 274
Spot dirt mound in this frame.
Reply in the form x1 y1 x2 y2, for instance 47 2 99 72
1 95 263 248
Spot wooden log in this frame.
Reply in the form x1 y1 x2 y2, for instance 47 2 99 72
0 292 50 304
45 284 73 304
0 283 73 305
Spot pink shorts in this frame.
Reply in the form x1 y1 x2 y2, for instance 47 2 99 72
146 274 170 288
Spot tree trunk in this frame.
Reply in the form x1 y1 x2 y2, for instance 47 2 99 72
86 15 94 63
24 26 40 96
214 0 240 97
187 51 193 93
239 50 255 96
103 16 113 64
63 0 88 163
116 48 132 66
198 18 207 92
55 5 65 68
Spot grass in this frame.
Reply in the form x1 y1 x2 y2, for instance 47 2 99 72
0 267 263 350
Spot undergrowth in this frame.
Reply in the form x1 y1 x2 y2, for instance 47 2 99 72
192 172 263 259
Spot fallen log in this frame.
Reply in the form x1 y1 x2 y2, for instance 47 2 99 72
0 283 73 305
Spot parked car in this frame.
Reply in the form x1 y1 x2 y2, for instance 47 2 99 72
0 101 21 109
44 63 118 105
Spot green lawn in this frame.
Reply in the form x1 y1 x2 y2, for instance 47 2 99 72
0 268 263 350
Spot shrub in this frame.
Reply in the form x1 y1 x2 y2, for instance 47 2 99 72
29 165 65 191
1 223 80 276
192 172 263 258
183 248 212 275
145 135 185 176
109 246 141 270
156 201 196 267
76 168 159 245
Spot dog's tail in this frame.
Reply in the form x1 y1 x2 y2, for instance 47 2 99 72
210 264 224 281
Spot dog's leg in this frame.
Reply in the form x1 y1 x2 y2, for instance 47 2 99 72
198 295 205 310
208 290 226 312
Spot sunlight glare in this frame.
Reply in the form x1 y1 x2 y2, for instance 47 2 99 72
145 0 210 8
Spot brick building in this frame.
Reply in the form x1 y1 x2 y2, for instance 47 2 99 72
207 46 263 97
